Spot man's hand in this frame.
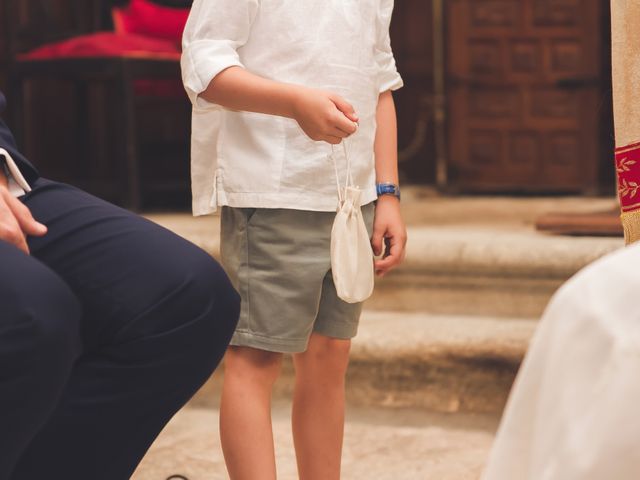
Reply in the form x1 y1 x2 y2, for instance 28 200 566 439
371 195 407 277
0 183 47 254
291 88 359 145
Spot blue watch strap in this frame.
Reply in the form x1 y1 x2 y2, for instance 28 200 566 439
376 182 401 200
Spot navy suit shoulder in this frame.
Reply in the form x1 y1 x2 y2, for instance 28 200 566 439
0 92 39 182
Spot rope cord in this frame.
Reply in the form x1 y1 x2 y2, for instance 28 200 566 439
331 140 353 204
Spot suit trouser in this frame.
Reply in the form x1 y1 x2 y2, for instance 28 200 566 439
0 178 240 479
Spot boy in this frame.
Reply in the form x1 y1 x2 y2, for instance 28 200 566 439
182 1 407 478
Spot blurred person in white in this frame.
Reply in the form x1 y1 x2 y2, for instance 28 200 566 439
483 2 640 478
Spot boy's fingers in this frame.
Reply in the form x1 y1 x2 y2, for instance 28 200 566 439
374 255 398 273
331 127 352 139
374 239 404 271
371 228 384 257
334 115 358 135
329 95 359 123
384 236 392 258
324 135 343 145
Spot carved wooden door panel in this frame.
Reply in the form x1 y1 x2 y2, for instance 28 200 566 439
446 0 603 192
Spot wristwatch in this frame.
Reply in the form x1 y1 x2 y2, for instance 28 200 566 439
376 182 401 201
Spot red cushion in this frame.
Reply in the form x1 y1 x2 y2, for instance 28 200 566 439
19 32 181 60
112 0 189 45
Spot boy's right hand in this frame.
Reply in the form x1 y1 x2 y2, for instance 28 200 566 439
291 88 359 145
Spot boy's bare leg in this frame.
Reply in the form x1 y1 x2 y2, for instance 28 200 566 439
292 333 351 480
220 346 283 480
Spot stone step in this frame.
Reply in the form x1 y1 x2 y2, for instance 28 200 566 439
146 213 623 319
190 311 538 415
367 227 623 318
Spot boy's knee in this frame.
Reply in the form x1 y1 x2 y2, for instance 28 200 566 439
307 335 351 359
225 346 283 385
296 335 351 377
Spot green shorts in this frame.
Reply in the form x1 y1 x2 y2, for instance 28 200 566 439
220 205 375 353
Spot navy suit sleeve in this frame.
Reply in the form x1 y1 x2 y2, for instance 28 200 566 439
0 92 39 182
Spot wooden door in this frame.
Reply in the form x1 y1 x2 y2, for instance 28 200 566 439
446 0 604 192
390 0 437 184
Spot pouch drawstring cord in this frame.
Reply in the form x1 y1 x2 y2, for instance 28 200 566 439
331 140 354 205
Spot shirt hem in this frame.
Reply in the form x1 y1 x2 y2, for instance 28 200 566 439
193 187 378 215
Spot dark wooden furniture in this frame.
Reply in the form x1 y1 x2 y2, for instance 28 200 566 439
536 209 623 237
4 0 189 210
389 0 437 185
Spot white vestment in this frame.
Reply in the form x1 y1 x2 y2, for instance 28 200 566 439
482 242 640 480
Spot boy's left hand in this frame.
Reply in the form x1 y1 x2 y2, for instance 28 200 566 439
371 196 407 277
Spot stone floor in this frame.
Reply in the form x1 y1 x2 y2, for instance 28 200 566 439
133 403 497 480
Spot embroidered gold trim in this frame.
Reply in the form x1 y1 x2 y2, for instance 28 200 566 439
619 178 640 200
621 201 640 212
617 156 637 173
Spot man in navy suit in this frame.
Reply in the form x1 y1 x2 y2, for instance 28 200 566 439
0 91 239 479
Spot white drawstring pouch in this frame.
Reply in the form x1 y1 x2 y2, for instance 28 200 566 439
330 142 375 304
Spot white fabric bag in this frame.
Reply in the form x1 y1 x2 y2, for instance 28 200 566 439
330 142 375 304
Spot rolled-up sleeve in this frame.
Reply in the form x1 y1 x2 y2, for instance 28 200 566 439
181 0 259 110
375 0 403 93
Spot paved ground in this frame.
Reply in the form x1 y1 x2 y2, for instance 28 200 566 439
133 403 497 480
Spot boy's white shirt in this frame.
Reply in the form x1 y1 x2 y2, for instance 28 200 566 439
181 0 403 216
